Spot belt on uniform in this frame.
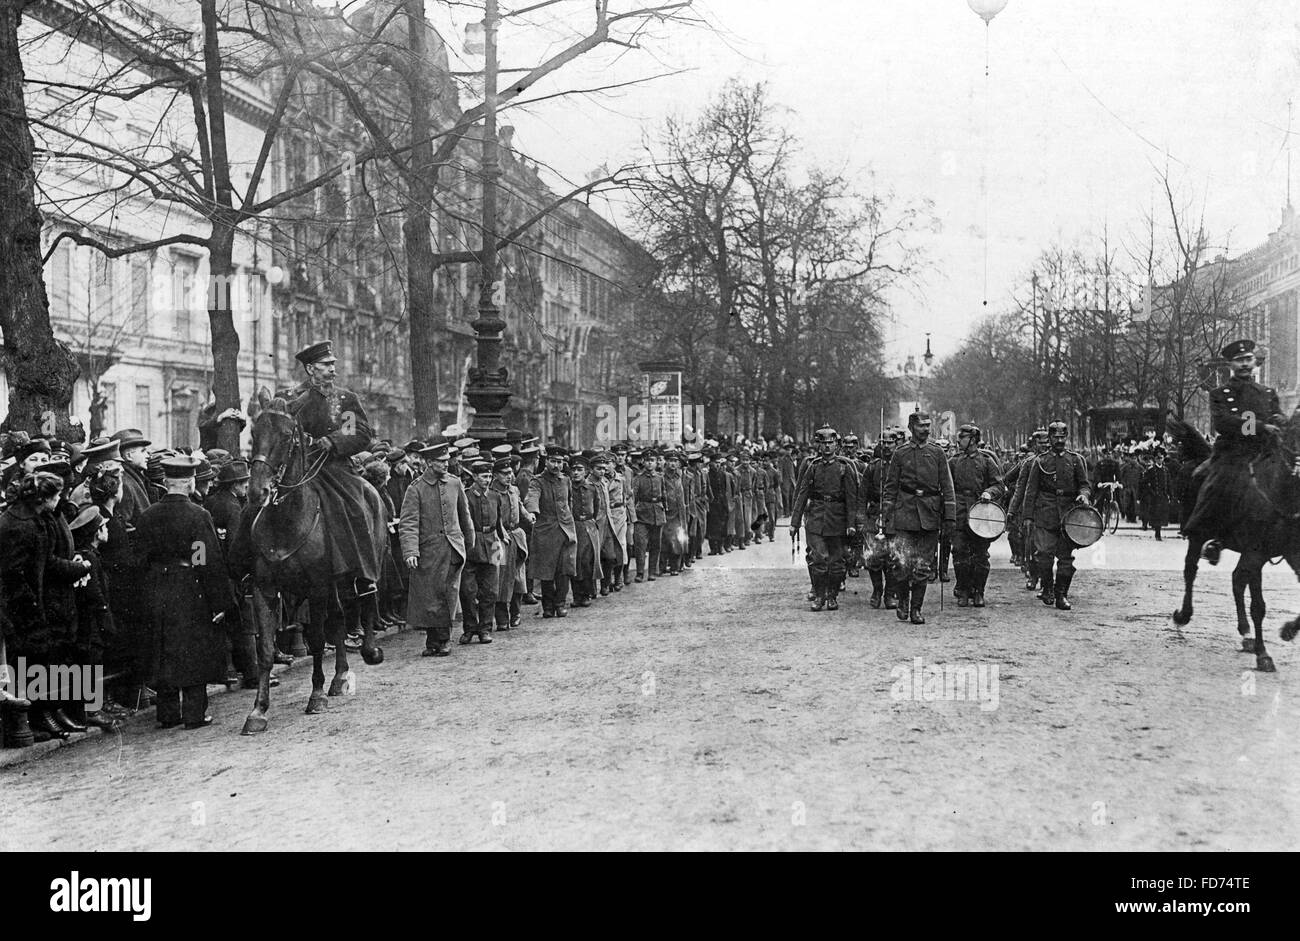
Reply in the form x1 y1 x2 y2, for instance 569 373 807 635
903 487 933 496
808 494 841 501
476 525 496 533
575 515 593 522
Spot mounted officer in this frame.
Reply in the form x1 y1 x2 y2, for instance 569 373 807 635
278 341 385 588
948 423 1003 607
882 412 955 624
790 426 861 611
1021 420 1091 610
1184 339 1288 563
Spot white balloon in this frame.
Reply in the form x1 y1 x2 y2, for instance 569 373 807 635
967 0 1009 25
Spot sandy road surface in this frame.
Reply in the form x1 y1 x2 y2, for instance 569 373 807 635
2 524 1297 851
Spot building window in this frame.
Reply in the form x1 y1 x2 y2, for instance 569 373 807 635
100 381 117 433
135 384 151 439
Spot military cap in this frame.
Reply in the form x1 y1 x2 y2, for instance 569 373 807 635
385 449 407 465
546 445 569 458
688 451 704 462
453 437 478 450
492 458 513 473
162 454 200 478
295 340 337 367
909 411 932 424
217 459 251 483
80 439 121 468
1221 339 1256 360
1047 420 1068 436
69 503 106 534
403 438 427 454
43 459 72 476
610 441 629 453
958 423 981 438
628 449 644 461
469 460 493 475
460 447 482 462
490 444 514 460
110 428 151 450
663 450 682 462
418 442 450 461
591 450 613 465
568 454 589 468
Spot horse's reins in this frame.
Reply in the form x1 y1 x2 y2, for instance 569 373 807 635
249 424 328 562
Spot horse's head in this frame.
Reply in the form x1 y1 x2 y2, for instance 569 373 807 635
249 387 300 505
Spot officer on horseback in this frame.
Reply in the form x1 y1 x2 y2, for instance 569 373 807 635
1186 339 1288 564
279 341 385 588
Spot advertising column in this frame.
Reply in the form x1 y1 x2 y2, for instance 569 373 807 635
640 360 683 445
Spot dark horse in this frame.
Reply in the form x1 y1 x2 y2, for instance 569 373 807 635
240 389 383 735
1167 414 1300 672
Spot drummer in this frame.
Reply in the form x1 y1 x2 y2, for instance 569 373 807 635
1021 420 1091 611
949 424 1004 608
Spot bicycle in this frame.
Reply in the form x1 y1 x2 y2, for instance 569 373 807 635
1094 481 1122 535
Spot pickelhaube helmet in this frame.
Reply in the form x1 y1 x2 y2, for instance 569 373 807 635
842 433 859 448
813 426 838 443
958 423 981 441
1047 420 1068 437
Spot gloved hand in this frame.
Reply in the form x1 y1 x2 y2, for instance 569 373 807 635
979 491 992 503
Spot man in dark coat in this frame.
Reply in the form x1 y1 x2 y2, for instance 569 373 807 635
791 426 862 612
705 449 732 555
278 341 385 585
660 451 688 576
133 456 236 729
948 424 1004 607
400 443 474 656
1022 420 1092 610
1185 339 1288 562
882 413 955 624
526 447 578 617
1139 448 1171 540
862 435 901 609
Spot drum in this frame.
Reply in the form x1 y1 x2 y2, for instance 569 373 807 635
1063 504 1104 547
967 501 1007 539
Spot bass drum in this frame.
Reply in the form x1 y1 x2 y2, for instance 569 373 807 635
1063 504 1104 547
967 501 1007 539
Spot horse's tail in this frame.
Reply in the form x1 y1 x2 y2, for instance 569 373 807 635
1166 414 1211 464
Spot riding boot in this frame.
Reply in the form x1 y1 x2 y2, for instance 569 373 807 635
1055 573 1073 610
909 583 927 624
954 563 968 606
868 569 884 608
1039 567 1056 606
885 573 899 610
895 581 911 621
809 573 826 611
972 568 988 607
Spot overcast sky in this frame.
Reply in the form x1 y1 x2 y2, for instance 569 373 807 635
433 0 1300 368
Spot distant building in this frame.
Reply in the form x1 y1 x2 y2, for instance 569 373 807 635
1226 206 1300 414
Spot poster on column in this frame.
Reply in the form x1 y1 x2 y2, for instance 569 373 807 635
645 370 682 443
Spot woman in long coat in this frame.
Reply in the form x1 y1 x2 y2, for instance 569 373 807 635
0 472 93 738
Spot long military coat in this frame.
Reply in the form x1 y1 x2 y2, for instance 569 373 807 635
791 455 862 537
399 469 474 623
602 474 630 564
1022 449 1091 531
948 449 1004 529
883 441 956 534
526 470 577 579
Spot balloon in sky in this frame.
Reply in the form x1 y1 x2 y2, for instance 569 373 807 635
967 0 1009 25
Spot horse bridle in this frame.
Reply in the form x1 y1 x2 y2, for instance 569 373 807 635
250 425 329 507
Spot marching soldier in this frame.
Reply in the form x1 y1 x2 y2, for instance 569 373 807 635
631 449 665 581
948 424 1003 607
1185 338 1287 562
1021 420 1091 610
706 447 732 555
790 426 861 611
401 442 474 656
491 456 529 630
460 460 506 643
862 434 901 609
882 413 956 624
1008 429 1049 591
526 446 578 617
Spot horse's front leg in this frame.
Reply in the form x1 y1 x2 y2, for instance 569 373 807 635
1247 559 1275 672
1172 538 1201 625
1280 548 1300 643
304 596 329 714
1232 563 1254 652
241 579 278 735
326 587 352 696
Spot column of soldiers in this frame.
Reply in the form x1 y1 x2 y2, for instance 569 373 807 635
789 413 1096 619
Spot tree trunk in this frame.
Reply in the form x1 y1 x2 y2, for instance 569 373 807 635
0 0 80 439
404 0 441 438
201 0 242 452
